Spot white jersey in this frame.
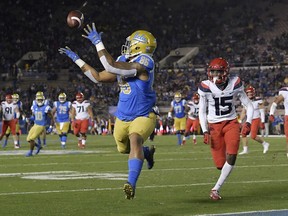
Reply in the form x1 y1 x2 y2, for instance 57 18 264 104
1 101 18 121
278 87 288 115
72 100 91 120
198 76 253 132
243 97 263 120
187 100 199 120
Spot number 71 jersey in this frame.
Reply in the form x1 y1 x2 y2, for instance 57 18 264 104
198 76 244 123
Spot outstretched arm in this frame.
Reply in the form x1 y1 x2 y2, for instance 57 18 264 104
58 46 116 83
82 23 148 80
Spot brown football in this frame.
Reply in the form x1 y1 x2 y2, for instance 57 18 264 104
67 10 84 29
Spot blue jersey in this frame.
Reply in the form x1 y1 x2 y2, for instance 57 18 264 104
53 101 71 123
115 54 156 121
171 99 187 118
31 104 51 126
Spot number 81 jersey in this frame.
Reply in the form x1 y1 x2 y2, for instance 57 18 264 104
198 76 244 123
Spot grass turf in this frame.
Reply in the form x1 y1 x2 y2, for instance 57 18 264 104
0 134 287 216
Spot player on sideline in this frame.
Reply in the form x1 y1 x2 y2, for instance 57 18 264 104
52 93 72 149
269 86 288 158
59 23 156 200
198 57 253 200
239 86 269 155
26 93 54 157
182 93 200 145
70 92 94 149
168 92 187 146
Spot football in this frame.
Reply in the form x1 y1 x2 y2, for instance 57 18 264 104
67 10 84 29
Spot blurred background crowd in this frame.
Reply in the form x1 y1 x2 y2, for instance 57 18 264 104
0 0 287 133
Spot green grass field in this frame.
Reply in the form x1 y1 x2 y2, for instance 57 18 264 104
0 134 287 216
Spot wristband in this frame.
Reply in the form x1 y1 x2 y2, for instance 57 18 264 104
96 42 105 52
75 59 85 68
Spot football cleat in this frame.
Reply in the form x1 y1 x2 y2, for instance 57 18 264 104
123 182 135 200
25 151 33 157
193 139 197 145
143 145 155 169
239 150 248 155
14 144 20 149
210 190 222 200
35 144 42 155
263 142 269 154
181 140 186 145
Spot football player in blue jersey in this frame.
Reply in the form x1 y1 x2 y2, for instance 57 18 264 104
26 93 54 157
59 23 157 200
32 91 50 147
168 92 187 146
52 93 72 149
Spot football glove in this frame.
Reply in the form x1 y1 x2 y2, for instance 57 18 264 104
82 23 103 45
241 122 251 137
269 115 275 122
203 132 210 145
58 46 79 62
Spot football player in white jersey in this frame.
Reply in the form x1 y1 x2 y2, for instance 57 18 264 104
70 92 94 149
0 94 20 148
269 86 288 158
182 93 200 145
239 86 269 155
198 57 254 200
2 93 23 148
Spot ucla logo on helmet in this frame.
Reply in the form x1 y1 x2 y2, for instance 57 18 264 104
133 33 148 43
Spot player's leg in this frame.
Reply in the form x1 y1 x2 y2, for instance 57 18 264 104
210 119 240 200
284 116 288 158
60 122 70 149
192 119 200 144
122 113 156 199
174 118 182 145
179 117 186 145
0 121 9 142
80 119 89 148
9 120 19 149
251 118 269 153
183 118 193 145
3 126 11 148
26 125 44 156
73 120 82 148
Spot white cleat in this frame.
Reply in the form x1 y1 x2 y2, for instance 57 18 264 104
263 142 269 154
239 150 248 155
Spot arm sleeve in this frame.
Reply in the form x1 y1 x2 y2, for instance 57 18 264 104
260 108 265 123
269 102 277 115
100 56 137 77
239 91 254 123
84 70 99 83
198 95 208 133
